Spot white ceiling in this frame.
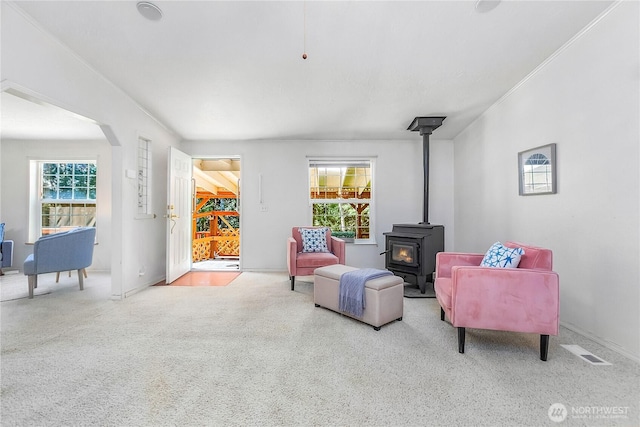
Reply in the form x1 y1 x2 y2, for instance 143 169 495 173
2 0 613 141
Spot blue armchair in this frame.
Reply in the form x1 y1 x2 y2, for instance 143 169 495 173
1 239 14 274
24 227 96 299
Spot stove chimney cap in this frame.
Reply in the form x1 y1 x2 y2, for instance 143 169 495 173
407 116 446 133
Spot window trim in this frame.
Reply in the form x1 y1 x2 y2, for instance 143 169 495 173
135 136 154 219
29 159 98 242
307 156 376 245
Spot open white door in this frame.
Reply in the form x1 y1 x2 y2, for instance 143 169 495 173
166 147 192 283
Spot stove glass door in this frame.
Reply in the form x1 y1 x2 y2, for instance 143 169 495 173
390 241 419 267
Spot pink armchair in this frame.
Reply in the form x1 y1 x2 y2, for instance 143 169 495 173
287 227 345 291
434 242 559 360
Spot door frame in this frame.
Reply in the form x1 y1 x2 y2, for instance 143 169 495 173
190 155 243 271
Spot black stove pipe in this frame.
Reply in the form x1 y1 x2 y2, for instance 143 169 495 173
421 130 432 224
407 116 446 225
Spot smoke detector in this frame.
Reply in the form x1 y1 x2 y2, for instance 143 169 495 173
475 0 501 13
137 2 163 21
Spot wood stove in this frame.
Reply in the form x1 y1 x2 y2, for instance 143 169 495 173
383 223 444 297
381 116 446 297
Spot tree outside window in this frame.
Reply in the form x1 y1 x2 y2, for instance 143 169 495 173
309 160 373 241
40 162 97 236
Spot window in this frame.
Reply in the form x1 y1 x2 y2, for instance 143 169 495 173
137 137 152 216
39 161 97 236
308 159 373 242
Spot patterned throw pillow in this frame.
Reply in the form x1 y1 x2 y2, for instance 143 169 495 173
480 242 525 268
299 227 329 253
0 222 4 243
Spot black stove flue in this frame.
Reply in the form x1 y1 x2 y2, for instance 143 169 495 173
407 116 446 224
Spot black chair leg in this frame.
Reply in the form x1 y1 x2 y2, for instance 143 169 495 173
458 327 465 353
540 334 550 361
440 307 445 321
290 276 295 291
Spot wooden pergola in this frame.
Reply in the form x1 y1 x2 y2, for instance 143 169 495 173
192 159 240 262
192 191 239 261
309 163 372 239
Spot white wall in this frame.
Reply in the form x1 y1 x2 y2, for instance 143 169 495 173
1 2 456 296
1 3 182 297
429 139 455 249
182 138 454 271
453 2 639 360
0 139 112 270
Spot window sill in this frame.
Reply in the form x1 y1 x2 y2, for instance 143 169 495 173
350 238 377 246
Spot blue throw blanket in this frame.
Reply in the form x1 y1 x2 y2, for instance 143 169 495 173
339 268 393 318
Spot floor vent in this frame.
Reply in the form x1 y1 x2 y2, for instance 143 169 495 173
561 345 611 365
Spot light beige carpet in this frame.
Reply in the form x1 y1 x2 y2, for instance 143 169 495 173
2 271 639 426
0 271 51 301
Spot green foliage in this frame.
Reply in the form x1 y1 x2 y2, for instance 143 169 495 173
332 231 355 239
196 198 239 233
42 162 97 201
312 203 369 237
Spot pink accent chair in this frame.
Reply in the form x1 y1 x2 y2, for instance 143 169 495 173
434 242 559 361
287 227 345 291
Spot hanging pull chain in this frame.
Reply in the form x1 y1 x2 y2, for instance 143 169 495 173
302 1 308 59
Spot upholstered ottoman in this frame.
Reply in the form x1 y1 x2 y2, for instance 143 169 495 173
314 264 404 330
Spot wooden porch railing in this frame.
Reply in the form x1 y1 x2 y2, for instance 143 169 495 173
192 211 239 262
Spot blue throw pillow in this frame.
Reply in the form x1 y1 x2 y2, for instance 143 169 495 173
299 227 329 253
480 242 524 268
0 222 4 243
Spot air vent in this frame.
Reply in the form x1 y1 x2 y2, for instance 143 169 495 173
562 345 611 365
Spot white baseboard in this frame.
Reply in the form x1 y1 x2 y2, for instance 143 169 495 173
560 320 639 364
110 275 164 300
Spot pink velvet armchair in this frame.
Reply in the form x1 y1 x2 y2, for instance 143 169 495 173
434 242 559 361
287 227 345 291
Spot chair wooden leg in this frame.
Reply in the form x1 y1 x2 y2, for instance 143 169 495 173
458 327 465 353
440 307 445 321
56 272 60 283
290 276 295 291
82 268 88 278
540 334 550 361
28 275 35 299
77 269 84 291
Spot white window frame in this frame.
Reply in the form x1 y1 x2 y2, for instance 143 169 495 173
307 157 376 245
29 159 97 241
136 136 153 218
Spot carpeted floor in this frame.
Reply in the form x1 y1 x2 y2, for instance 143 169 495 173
1 271 639 426
0 270 51 301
